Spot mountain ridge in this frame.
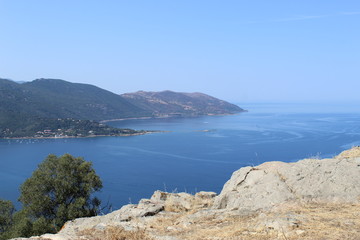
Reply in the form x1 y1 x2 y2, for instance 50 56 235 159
121 90 243 118
0 78 245 138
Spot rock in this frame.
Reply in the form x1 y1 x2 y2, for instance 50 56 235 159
150 191 216 212
195 191 217 199
40 199 164 239
154 192 193 212
296 229 305 235
213 147 360 211
151 190 169 201
154 236 183 240
164 192 194 212
213 165 294 211
113 200 165 222
47 215 110 239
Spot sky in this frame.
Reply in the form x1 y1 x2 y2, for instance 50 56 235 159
0 1 359 103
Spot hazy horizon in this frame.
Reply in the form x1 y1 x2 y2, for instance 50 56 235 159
1 1 359 103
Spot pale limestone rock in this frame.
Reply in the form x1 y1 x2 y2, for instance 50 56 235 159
195 191 217 199
113 200 165 221
150 191 216 212
213 147 360 211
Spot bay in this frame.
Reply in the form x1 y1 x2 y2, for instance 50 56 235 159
1 102 360 210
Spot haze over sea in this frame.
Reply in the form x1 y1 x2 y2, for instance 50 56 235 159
1 102 360 210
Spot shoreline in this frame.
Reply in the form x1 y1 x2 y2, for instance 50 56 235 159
101 112 244 123
2 112 244 140
101 116 154 123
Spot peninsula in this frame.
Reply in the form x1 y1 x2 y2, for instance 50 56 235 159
0 78 245 138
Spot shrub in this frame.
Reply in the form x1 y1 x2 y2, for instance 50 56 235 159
17 154 103 235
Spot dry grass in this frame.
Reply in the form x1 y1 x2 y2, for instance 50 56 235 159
337 146 360 159
149 201 360 240
77 226 154 240
163 192 215 213
164 198 189 212
74 201 360 240
282 201 360 240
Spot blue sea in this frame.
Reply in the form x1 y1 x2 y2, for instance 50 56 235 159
1 103 360 210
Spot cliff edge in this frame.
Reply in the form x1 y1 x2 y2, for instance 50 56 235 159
13 147 360 240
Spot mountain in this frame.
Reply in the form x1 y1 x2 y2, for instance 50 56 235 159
0 79 244 121
0 78 146 121
0 78 244 137
0 78 243 121
0 78 152 137
121 90 244 118
8 78 149 120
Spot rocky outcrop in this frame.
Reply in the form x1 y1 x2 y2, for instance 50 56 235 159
213 147 360 211
17 191 217 240
13 147 360 240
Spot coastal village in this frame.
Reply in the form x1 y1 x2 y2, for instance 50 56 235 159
34 129 86 138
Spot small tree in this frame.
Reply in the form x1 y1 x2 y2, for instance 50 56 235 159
18 154 102 234
0 200 15 239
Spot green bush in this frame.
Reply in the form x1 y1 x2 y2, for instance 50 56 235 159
1 154 103 238
0 200 15 239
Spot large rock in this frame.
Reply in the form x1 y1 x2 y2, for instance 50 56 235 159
17 191 217 240
213 147 360 211
151 191 216 212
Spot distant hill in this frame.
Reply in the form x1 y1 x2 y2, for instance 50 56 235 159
0 78 149 137
0 78 244 121
121 90 244 118
11 78 148 120
0 78 245 137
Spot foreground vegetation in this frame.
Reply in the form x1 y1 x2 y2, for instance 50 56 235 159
0 154 102 239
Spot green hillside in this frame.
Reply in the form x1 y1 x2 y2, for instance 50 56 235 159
0 78 244 138
22 79 150 120
0 78 149 138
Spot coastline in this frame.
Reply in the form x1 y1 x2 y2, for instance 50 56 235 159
1 131 159 140
100 112 245 123
2 112 243 140
100 116 154 123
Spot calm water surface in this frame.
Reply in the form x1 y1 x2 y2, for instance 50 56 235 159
1 103 360 209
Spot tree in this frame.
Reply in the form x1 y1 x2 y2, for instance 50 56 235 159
0 200 15 239
18 154 102 234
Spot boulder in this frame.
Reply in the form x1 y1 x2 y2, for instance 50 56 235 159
151 191 217 212
213 147 360 211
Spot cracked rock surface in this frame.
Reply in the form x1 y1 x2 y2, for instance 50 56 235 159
213 147 360 211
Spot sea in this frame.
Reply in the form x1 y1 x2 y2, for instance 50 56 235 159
1 102 360 210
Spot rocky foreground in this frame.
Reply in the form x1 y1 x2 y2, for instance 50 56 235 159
14 147 360 240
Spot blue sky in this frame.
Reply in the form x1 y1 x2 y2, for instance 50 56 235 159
0 1 359 103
